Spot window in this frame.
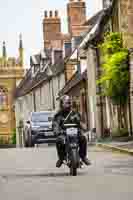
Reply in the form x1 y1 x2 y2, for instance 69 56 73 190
0 87 8 107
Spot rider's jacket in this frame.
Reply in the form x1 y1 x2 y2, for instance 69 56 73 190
52 110 81 136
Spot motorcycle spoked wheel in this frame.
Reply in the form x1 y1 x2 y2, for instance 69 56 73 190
70 166 77 176
69 149 79 176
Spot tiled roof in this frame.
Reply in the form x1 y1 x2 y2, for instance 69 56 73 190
30 49 50 66
59 70 87 96
15 54 65 98
80 1 115 49
84 10 104 26
15 4 110 99
50 60 65 76
15 69 49 98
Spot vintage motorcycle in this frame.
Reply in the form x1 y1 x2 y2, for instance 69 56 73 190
63 123 82 176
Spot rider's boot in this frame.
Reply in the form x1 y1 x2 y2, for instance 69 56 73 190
82 157 91 166
56 159 63 168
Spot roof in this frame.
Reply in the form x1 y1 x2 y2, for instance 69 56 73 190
30 49 50 66
50 60 65 76
15 69 49 98
15 3 114 99
58 3 115 97
80 1 115 49
15 56 65 98
59 70 87 96
84 10 104 26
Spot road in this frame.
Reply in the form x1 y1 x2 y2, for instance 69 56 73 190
0 145 133 200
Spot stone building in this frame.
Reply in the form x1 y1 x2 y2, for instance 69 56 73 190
58 10 104 130
0 36 24 142
78 0 133 138
43 0 88 49
103 0 133 48
15 0 91 146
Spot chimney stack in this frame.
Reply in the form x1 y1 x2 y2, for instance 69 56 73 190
67 0 86 37
43 10 61 49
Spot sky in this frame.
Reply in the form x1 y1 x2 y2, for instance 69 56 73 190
0 0 102 66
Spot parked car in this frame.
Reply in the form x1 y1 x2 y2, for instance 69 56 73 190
24 111 56 147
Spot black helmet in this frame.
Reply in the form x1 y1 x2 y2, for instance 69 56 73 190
60 95 71 111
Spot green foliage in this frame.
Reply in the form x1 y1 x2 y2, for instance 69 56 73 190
0 136 9 145
98 32 129 105
112 128 129 137
11 129 16 145
100 32 123 56
97 137 112 143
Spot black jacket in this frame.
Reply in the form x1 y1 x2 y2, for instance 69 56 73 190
52 110 83 136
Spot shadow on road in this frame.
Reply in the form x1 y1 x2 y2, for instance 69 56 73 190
0 171 87 179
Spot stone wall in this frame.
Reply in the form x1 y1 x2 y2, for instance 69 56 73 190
119 0 133 48
129 52 133 134
86 47 104 138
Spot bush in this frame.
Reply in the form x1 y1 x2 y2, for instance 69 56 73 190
0 136 10 145
112 128 129 137
11 129 16 145
97 137 112 143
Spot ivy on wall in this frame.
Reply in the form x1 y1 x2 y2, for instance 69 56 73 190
98 32 129 105
97 32 129 130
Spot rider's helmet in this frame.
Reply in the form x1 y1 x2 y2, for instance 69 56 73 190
60 95 71 111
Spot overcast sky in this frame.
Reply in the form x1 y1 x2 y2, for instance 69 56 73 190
0 0 102 66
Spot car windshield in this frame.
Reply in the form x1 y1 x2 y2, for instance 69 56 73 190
31 112 54 122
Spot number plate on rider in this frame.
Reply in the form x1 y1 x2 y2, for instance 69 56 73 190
66 128 78 136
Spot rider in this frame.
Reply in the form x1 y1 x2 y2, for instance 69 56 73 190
53 95 90 168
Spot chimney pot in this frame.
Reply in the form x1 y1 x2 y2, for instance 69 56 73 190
55 10 58 17
49 11 53 17
44 11 48 18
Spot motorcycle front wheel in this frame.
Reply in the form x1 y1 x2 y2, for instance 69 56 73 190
69 149 79 176
70 166 77 176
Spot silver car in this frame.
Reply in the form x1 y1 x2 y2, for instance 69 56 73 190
24 111 56 147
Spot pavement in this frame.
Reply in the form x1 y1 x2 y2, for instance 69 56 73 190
97 141 133 155
0 145 133 199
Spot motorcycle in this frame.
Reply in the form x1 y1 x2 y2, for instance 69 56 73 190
63 123 82 176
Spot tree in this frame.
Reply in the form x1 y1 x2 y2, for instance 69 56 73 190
98 32 129 130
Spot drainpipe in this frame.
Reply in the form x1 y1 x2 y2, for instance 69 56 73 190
128 50 133 136
51 78 55 110
33 91 36 112
84 80 89 129
77 49 81 74
95 46 104 138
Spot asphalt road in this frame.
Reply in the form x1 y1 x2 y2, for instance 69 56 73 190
0 145 133 200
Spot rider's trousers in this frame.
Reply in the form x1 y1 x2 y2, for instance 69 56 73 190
56 134 88 161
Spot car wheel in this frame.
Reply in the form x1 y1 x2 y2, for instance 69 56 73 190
29 139 35 147
23 131 28 147
25 131 34 147
28 132 35 147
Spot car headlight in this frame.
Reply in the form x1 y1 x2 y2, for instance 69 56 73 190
49 125 52 129
32 126 40 130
